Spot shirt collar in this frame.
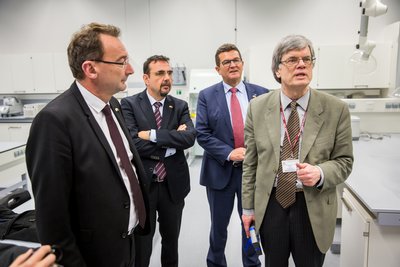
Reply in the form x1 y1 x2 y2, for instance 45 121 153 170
280 89 310 111
146 90 166 107
223 81 245 94
76 81 108 113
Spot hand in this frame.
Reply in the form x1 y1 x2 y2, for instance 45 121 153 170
177 124 187 131
296 163 321 187
241 214 255 238
138 130 150 140
229 147 246 161
10 245 56 267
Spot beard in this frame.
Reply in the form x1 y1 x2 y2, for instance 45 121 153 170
160 83 171 97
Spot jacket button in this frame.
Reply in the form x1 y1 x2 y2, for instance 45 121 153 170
124 202 130 209
149 168 153 172
121 232 127 239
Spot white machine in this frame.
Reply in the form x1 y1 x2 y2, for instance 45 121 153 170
0 96 23 117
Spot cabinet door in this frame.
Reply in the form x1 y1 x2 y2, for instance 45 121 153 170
32 53 56 93
0 124 10 141
0 55 14 94
7 123 32 142
316 45 355 89
340 189 371 267
54 52 74 93
11 54 35 93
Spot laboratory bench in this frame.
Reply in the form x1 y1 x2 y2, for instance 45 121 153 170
0 141 33 213
340 134 400 267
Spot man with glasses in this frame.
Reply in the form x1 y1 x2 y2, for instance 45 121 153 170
121 55 196 267
196 43 268 267
241 35 353 266
26 23 149 267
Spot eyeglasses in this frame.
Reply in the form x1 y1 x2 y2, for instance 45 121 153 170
280 56 315 68
92 58 130 68
221 58 243 67
151 70 173 77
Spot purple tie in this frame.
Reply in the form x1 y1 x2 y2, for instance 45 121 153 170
153 102 167 182
102 104 146 228
230 88 244 148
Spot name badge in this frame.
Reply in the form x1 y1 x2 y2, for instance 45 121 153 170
282 159 299 173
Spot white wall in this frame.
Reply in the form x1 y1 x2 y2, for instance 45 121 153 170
0 0 399 84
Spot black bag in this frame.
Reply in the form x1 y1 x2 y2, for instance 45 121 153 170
0 189 39 243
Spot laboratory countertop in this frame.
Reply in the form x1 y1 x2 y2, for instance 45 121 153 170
345 134 400 216
0 116 33 123
0 141 26 153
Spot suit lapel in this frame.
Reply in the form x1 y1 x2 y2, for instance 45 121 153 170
71 85 121 174
244 82 261 101
300 89 323 162
138 90 158 129
265 90 282 166
215 82 232 131
162 96 174 129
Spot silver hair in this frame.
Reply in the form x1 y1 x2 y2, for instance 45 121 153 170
271 35 315 83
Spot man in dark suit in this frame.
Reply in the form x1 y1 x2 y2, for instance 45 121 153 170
26 23 149 267
196 43 268 267
121 55 196 267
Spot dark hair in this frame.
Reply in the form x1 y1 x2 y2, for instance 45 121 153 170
143 55 170 75
215 43 242 66
67 22 120 80
271 34 315 83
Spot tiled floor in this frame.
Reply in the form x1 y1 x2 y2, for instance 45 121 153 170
149 157 341 267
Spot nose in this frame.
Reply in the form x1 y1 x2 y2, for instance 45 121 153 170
126 63 134 75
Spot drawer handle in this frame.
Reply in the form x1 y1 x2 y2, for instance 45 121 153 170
341 197 353 212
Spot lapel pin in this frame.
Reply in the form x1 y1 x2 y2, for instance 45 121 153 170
169 105 173 109
114 107 120 112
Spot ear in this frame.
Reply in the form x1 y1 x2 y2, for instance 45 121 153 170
143 73 150 86
82 61 97 79
275 70 281 79
215 65 221 75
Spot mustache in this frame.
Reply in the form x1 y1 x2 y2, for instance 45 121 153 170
161 82 171 87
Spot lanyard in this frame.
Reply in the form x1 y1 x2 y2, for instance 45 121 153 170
280 103 307 158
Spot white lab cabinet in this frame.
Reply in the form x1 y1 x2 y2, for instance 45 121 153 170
0 53 69 94
0 55 14 94
0 123 31 142
10 54 35 93
188 69 221 157
341 188 400 267
32 53 56 93
54 52 74 93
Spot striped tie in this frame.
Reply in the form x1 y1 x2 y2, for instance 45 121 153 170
276 101 300 208
153 102 167 182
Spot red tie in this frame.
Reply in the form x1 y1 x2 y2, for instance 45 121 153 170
230 88 244 148
102 105 146 228
153 102 167 182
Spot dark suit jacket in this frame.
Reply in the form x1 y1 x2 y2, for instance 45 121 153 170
196 81 268 190
121 90 196 203
26 82 150 267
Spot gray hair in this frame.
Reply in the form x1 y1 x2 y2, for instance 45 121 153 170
271 35 315 83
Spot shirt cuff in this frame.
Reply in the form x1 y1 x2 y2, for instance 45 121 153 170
316 165 324 188
242 209 254 216
149 129 156 142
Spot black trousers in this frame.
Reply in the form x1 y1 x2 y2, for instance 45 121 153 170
134 180 184 267
259 188 325 267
